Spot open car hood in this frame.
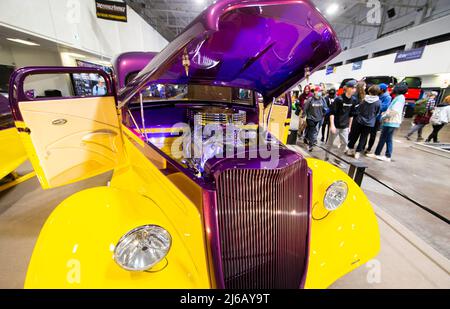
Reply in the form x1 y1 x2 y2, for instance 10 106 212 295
118 0 340 106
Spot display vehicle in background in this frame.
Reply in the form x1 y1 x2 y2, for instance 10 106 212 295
337 78 355 96
9 0 379 289
362 75 422 102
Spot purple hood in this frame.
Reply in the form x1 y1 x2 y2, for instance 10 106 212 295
118 0 340 106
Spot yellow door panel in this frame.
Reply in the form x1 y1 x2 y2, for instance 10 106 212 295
18 96 123 188
259 103 289 143
0 127 28 180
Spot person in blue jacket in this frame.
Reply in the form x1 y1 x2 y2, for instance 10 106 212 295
367 82 408 162
365 83 391 154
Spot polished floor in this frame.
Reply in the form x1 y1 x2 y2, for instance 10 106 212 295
0 164 449 288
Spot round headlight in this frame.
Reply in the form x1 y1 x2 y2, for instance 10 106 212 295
114 225 171 271
324 181 348 211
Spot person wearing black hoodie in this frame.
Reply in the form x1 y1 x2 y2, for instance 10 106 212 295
347 85 381 159
303 86 327 151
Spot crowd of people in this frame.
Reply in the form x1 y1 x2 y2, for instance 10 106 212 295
289 79 450 163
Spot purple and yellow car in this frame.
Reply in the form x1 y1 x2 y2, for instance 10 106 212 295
9 0 379 288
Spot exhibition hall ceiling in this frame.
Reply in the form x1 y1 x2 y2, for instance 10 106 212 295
126 0 450 49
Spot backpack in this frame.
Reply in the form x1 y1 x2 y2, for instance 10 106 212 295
413 99 427 116
430 108 443 125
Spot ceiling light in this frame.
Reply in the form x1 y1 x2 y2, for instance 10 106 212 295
195 0 205 4
6 38 40 46
326 3 339 15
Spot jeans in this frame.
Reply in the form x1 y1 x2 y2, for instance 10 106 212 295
406 124 426 139
287 130 298 145
366 119 381 152
321 115 330 142
375 126 396 158
306 119 320 146
325 127 349 160
348 121 372 153
426 124 445 143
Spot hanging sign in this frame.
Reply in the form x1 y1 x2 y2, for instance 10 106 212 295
95 0 127 22
352 61 363 71
394 47 425 63
326 66 335 75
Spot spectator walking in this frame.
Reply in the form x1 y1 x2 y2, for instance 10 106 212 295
347 85 381 159
426 95 450 143
298 85 312 142
367 83 409 162
321 88 336 143
405 94 432 141
304 86 327 151
324 80 358 161
366 83 391 153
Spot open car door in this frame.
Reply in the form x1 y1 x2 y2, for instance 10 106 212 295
9 67 124 189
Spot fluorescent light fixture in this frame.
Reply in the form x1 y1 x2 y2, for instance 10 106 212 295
196 0 205 4
6 38 40 46
326 3 339 15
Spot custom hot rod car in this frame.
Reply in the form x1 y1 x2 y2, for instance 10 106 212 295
9 0 379 289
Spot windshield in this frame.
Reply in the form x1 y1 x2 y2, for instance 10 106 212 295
364 76 393 85
130 84 254 106
402 77 422 88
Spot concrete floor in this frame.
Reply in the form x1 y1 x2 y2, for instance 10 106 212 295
331 215 449 289
0 155 449 288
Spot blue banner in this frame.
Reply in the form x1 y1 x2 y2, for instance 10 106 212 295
326 66 335 75
394 47 425 63
352 61 363 71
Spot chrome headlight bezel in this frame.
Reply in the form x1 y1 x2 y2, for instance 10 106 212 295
323 180 348 211
113 224 172 272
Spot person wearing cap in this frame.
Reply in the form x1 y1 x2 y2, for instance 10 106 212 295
321 88 336 143
93 77 107 96
367 82 408 162
303 85 328 151
324 80 358 161
365 83 391 154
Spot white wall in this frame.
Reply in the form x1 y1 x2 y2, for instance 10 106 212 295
0 44 69 96
304 40 450 88
0 0 168 59
0 44 63 67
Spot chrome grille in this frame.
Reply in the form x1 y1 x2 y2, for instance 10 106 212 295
215 160 309 288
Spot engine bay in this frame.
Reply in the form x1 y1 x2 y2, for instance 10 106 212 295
125 104 262 178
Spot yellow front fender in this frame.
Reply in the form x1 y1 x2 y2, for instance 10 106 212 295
304 158 380 289
25 186 210 288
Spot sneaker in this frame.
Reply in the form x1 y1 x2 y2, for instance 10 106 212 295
376 155 391 162
366 153 377 158
308 146 314 152
405 135 411 141
417 137 424 142
354 152 360 159
345 149 355 156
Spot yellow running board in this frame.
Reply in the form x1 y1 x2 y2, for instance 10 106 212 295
0 171 36 192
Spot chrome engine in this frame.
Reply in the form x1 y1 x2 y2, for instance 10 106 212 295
184 107 247 176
